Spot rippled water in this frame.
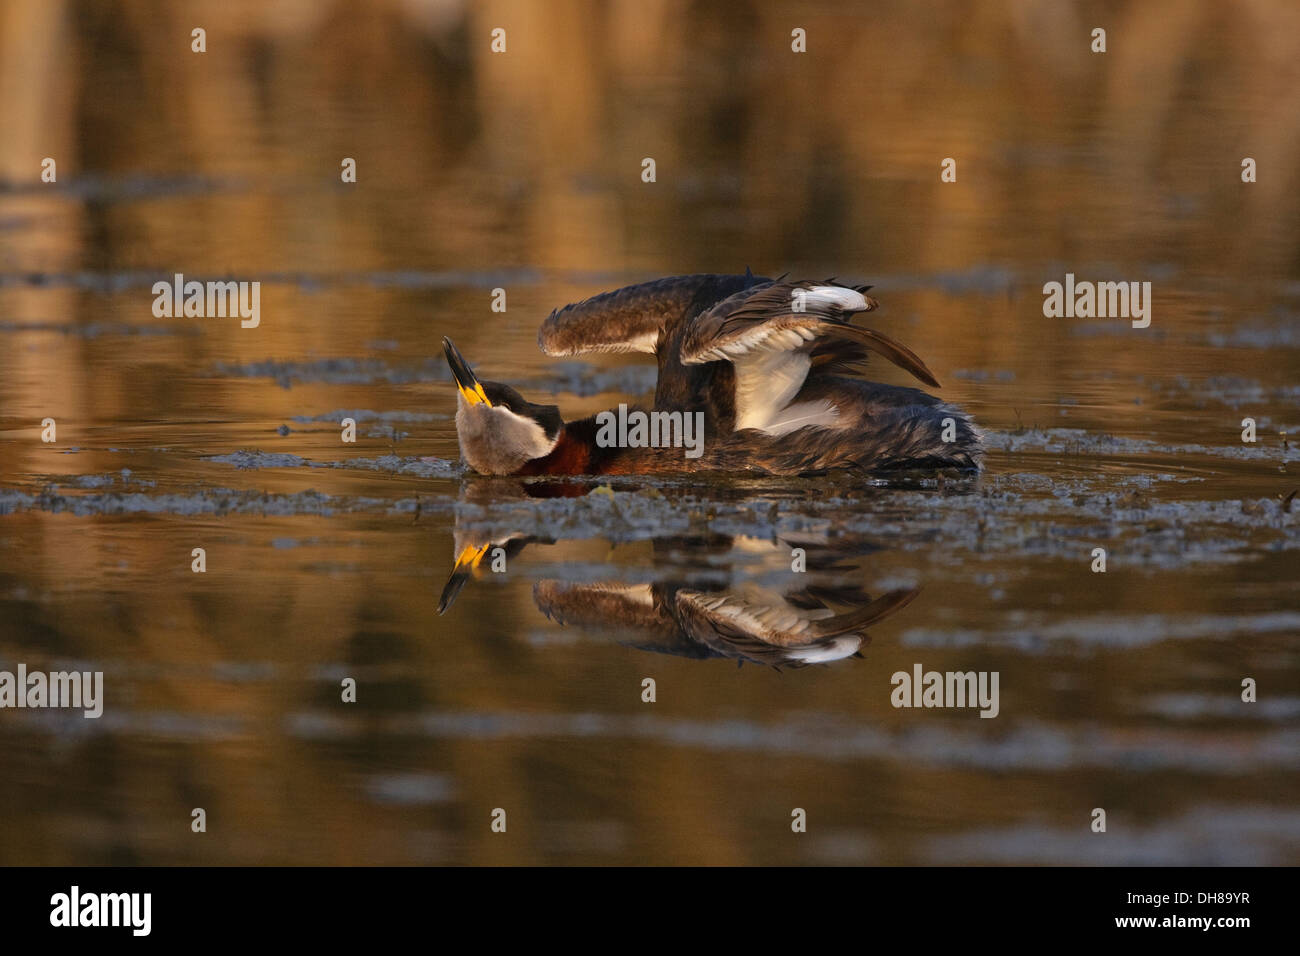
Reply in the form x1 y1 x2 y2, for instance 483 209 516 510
1 0 1298 865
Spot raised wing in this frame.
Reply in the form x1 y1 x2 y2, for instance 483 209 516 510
675 280 939 435
681 280 938 387
538 273 767 357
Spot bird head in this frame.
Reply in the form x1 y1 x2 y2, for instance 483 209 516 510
443 337 563 475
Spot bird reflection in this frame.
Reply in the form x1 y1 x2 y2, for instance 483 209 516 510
437 483 919 668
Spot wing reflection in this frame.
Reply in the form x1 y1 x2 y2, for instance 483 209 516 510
534 576 917 667
438 485 919 668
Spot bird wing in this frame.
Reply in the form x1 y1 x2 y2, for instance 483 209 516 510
533 580 676 633
537 273 767 357
673 586 919 667
675 279 939 435
680 280 939 387
533 580 723 659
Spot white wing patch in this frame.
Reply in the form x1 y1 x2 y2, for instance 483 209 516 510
753 400 840 437
621 330 660 354
733 350 810 431
799 286 870 312
787 636 863 663
731 346 840 435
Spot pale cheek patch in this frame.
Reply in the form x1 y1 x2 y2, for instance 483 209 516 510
456 405 559 475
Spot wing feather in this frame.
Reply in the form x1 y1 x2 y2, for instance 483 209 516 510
680 279 938 387
538 273 768 357
673 587 919 667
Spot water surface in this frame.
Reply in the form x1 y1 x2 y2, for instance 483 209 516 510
1 0 1298 865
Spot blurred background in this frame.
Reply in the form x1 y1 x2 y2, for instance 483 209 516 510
0 0 1297 865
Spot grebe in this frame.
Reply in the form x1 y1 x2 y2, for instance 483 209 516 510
445 273 982 476
436 525 921 668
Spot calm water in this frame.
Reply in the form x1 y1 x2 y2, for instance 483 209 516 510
1 1 1298 865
